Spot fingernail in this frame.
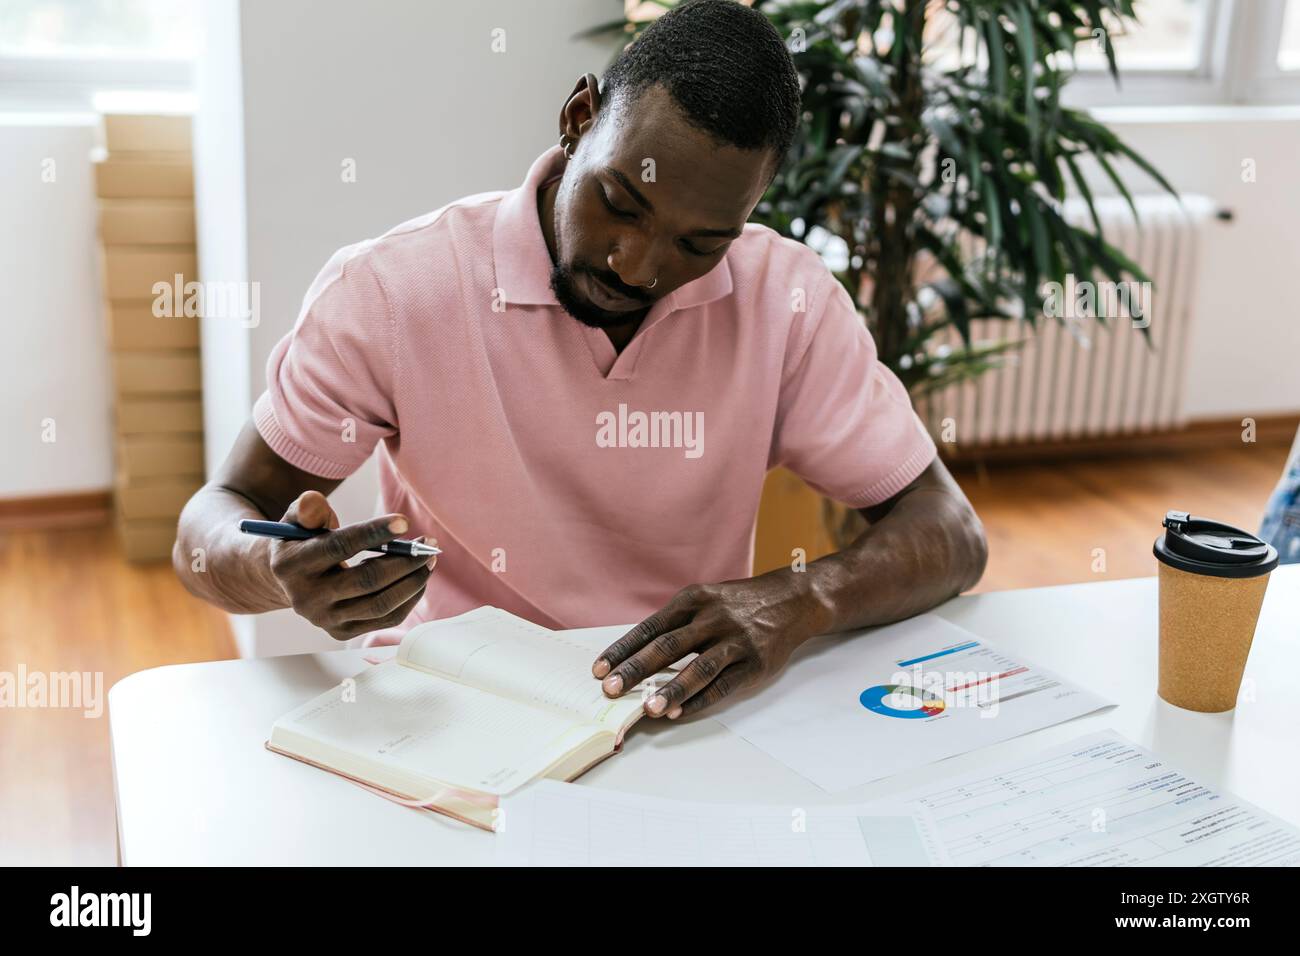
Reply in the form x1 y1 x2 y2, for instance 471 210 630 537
426 557 438 570
389 517 408 534
602 674 623 695
592 659 610 678
646 694 666 715
668 707 682 719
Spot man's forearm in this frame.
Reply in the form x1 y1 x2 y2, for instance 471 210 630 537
795 487 988 636
172 484 290 614
591 481 989 719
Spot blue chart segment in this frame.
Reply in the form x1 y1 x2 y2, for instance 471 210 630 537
859 684 947 719
896 641 980 668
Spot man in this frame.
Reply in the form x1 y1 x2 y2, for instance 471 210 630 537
1260 425 1300 564
175 0 987 721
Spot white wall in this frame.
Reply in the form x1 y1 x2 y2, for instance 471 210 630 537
196 0 613 655
0 115 113 498
1092 106 1300 419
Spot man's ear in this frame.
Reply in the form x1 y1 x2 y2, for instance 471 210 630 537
558 72 602 142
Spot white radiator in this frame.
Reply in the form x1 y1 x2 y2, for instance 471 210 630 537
915 194 1216 448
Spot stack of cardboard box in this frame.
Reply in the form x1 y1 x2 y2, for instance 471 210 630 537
95 114 204 562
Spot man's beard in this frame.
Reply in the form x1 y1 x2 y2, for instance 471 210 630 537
549 262 651 330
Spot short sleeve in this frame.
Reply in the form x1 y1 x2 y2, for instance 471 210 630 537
771 270 937 507
253 247 398 479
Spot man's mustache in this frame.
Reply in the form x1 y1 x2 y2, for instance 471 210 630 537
575 264 653 302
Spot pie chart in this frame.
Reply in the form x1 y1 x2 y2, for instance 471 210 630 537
859 683 946 719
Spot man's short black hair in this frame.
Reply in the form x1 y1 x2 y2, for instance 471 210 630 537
601 0 801 161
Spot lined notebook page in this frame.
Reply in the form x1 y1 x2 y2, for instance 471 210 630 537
273 660 596 795
397 607 651 726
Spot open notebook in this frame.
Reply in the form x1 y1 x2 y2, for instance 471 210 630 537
267 607 663 830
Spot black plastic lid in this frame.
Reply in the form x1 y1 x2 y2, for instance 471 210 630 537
1153 511 1278 578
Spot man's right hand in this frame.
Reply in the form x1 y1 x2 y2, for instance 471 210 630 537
267 490 436 641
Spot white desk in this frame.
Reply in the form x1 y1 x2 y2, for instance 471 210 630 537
109 566 1300 865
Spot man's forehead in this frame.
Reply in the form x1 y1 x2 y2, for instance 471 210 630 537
592 103 771 217
604 86 769 158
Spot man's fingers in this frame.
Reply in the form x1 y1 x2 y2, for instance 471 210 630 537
642 642 744 716
277 491 346 565
675 661 760 718
281 490 335 529
334 561 431 623
600 625 705 698
593 596 697 678
294 513 409 572
330 552 432 600
328 587 427 641
326 509 342 564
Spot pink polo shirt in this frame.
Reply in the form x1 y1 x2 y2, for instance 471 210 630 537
253 146 936 645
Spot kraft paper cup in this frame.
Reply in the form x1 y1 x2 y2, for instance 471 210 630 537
1154 511 1278 713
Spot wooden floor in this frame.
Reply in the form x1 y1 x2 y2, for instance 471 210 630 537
0 441 1289 864
955 442 1289 590
0 525 234 865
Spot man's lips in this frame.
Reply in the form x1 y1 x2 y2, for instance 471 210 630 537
581 272 646 313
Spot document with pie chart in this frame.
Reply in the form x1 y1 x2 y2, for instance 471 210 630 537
714 613 1113 792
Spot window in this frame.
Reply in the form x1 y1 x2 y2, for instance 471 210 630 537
923 0 1298 107
1071 0 1210 72
0 0 199 59
0 0 199 111
1279 0 1300 70
923 0 1219 88
1060 0 1300 106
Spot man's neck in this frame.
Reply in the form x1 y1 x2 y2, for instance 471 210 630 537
602 316 644 354
537 178 645 354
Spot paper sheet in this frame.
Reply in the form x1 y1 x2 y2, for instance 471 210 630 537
712 613 1113 791
891 730 1300 866
495 780 946 866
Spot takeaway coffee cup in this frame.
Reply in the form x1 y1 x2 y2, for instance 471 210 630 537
1153 510 1278 712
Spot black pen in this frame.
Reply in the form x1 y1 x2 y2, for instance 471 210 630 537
238 519 442 558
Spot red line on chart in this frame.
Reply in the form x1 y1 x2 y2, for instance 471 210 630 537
947 667 1028 692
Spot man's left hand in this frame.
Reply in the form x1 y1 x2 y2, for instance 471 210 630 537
591 575 821 719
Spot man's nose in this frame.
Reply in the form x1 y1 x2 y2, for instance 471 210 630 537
608 237 660 290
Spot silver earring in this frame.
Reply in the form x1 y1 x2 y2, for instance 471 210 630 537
559 134 575 160
645 277 658 289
